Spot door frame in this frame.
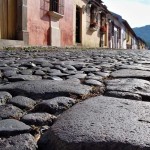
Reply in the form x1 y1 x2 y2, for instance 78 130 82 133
16 0 29 44
0 0 29 44
75 6 82 44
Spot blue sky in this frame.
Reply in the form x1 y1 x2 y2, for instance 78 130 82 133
137 0 150 4
103 0 150 28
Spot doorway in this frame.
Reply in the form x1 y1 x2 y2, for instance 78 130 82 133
0 0 17 40
76 6 81 44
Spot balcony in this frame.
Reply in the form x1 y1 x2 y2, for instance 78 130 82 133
49 0 64 19
89 22 98 31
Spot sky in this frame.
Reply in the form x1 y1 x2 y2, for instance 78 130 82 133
103 0 150 28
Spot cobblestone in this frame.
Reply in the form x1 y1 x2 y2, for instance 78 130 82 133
0 49 150 149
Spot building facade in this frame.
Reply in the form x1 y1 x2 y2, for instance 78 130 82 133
108 13 122 49
0 0 147 49
27 0 74 47
0 0 73 47
138 37 147 49
73 0 109 47
123 20 139 49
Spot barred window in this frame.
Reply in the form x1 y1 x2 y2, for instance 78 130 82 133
50 0 64 15
90 5 98 28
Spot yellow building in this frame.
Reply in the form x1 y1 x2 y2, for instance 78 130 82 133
73 0 109 48
123 20 138 49
138 37 147 50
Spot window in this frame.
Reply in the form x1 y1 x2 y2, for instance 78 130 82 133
90 5 98 28
50 0 64 15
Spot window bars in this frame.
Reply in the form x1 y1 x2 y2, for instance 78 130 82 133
50 0 64 15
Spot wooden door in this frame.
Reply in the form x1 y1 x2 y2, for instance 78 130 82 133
0 0 8 39
0 0 17 39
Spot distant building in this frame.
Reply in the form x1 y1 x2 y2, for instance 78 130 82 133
137 37 147 49
122 20 138 49
107 12 122 49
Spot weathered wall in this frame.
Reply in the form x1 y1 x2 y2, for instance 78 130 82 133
126 31 132 48
121 26 126 49
27 0 50 45
60 0 73 47
73 0 100 47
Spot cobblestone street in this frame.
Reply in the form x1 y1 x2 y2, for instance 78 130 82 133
1 49 150 149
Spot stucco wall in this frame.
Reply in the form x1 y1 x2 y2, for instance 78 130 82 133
121 27 126 49
73 0 100 47
27 0 50 45
126 32 132 46
60 0 73 47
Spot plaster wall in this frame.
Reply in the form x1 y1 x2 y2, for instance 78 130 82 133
27 0 50 45
73 0 100 47
121 27 126 49
60 0 73 47
132 37 138 49
127 32 132 45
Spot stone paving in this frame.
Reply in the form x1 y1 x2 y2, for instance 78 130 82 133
1 49 150 149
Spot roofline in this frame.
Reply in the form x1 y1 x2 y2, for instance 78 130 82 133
122 20 137 38
88 0 110 13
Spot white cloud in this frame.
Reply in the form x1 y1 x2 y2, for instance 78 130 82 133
103 0 150 28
